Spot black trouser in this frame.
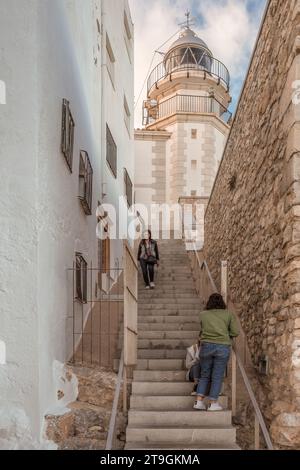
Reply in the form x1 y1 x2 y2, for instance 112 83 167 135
140 259 155 286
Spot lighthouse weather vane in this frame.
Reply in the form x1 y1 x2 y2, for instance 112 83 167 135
179 10 196 29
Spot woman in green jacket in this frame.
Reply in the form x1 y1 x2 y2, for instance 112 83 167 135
194 293 239 412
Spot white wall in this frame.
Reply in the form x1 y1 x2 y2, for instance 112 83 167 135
0 0 134 447
134 138 155 209
101 0 134 268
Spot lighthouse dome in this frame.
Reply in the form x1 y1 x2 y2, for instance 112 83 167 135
167 27 212 56
164 27 212 73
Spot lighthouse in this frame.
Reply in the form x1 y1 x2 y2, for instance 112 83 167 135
134 12 231 243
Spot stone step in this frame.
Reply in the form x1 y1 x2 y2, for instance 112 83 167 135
126 426 236 446
145 262 190 266
134 359 185 370
125 443 240 450
138 349 186 359
150 275 193 280
139 305 200 311
154 263 191 268
138 315 199 324
128 410 232 427
154 269 191 272
138 322 199 331
139 291 198 297
139 288 197 294
139 283 196 289
138 338 195 349
138 331 198 340
130 395 228 410
138 311 200 318
139 297 199 303
133 370 187 382
132 381 201 396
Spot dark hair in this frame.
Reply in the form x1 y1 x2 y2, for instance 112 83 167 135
206 293 227 310
143 229 152 241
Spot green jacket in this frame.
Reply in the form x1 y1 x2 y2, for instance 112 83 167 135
199 309 239 346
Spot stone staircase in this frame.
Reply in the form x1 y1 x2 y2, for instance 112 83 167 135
125 238 239 450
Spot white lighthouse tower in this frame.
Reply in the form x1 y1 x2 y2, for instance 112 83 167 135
134 13 231 243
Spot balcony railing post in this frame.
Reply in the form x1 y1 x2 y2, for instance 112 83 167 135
147 55 230 96
145 94 232 125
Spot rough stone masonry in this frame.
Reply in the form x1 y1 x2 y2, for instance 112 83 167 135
203 0 300 448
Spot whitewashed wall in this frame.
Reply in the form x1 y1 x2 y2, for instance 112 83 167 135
0 0 133 448
101 0 134 267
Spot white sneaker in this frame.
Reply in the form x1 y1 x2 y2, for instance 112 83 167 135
208 402 223 412
150 282 155 289
193 401 206 411
145 286 150 290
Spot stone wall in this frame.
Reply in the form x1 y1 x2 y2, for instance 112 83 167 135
204 0 300 448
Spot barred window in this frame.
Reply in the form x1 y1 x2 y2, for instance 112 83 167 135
124 168 133 207
106 124 117 178
75 253 87 303
79 150 93 215
61 99 75 172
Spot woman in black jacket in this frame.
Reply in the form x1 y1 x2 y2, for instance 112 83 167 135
137 230 159 289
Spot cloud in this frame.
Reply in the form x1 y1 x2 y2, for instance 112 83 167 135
129 0 266 127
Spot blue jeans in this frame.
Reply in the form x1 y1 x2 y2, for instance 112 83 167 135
196 342 231 401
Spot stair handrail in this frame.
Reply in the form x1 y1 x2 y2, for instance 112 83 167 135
193 248 273 450
106 349 124 450
106 241 138 450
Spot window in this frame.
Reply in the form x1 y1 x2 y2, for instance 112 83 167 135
61 99 75 172
124 10 133 62
106 124 117 178
191 160 197 170
191 190 197 196
191 129 197 139
106 33 115 86
75 253 87 303
79 150 93 215
124 168 133 207
124 95 131 134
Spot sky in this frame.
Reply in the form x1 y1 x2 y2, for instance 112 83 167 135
128 0 267 127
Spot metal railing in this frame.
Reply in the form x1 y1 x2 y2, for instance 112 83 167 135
106 241 138 450
189 247 273 450
143 94 232 126
68 242 138 450
147 54 230 96
68 265 124 367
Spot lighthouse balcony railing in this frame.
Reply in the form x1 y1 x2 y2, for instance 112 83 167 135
147 55 230 96
143 94 232 126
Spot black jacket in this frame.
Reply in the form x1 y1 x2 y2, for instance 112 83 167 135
137 239 159 261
